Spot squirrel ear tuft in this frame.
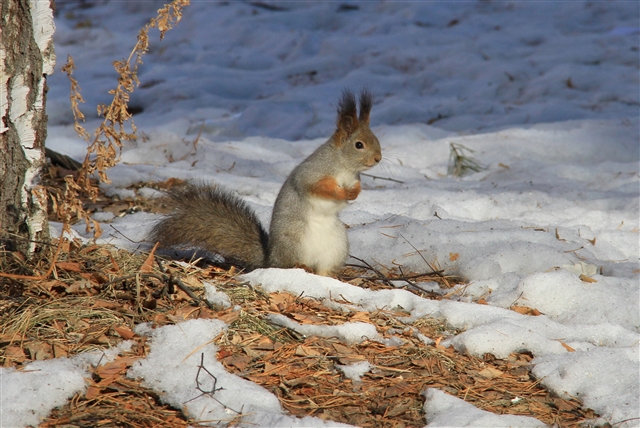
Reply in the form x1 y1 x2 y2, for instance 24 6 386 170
337 89 358 138
358 89 373 125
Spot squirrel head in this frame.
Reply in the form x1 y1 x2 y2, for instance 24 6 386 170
332 89 382 171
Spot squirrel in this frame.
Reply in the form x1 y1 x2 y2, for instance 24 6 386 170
148 89 382 276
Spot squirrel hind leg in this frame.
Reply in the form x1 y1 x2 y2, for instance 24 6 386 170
148 182 269 270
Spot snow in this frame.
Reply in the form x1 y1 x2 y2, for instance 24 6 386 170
3 0 638 427
0 358 88 428
0 343 130 427
422 388 545 427
203 281 232 309
129 319 350 427
336 361 372 384
267 313 387 345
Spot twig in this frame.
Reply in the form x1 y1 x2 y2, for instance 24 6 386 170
345 256 394 287
100 271 214 310
109 224 139 243
101 272 167 289
361 173 405 184
509 291 524 308
612 417 640 427
152 257 175 297
172 274 214 310
399 234 445 280
395 265 442 298
341 270 446 282
184 354 243 416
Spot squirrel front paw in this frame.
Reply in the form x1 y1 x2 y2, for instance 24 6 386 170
310 177 361 201
344 181 361 200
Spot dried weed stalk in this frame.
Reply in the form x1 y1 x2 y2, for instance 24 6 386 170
59 0 191 237
448 142 485 177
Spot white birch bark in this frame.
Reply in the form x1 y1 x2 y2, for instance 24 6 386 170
0 0 56 254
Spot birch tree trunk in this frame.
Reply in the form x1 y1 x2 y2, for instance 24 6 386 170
0 0 56 255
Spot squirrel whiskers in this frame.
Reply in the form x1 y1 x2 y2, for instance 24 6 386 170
149 90 382 275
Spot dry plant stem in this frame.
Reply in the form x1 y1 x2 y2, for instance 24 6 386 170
100 271 214 310
346 256 394 287
361 173 405 184
399 234 451 285
172 275 214 310
61 0 191 238
398 277 442 298
341 265 444 297
448 142 485 177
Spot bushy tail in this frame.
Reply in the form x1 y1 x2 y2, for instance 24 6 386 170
148 182 268 269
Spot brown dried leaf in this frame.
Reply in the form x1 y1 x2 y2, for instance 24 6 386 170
222 354 252 371
579 274 598 283
55 261 82 272
4 346 27 364
217 309 240 324
96 357 138 379
41 280 67 292
263 362 290 376
333 343 355 355
139 242 158 273
53 343 68 358
551 397 576 412
386 397 414 417
338 356 366 365
477 367 504 379
113 326 136 340
511 305 541 316
350 312 371 323
181 275 204 289
85 385 102 400
292 313 325 324
295 345 322 357
25 341 53 361
253 336 275 351
92 299 120 309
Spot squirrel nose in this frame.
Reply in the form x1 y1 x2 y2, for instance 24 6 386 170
374 154 382 163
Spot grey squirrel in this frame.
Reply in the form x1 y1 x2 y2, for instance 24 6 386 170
148 90 382 275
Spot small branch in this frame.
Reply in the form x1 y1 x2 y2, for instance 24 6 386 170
399 234 442 278
100 270 214 310
184 354 243 415
361 173 405 184
101 272 167 289
345 256 394 287
172 274 214 310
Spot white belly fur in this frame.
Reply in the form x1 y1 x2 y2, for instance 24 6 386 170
301 196 349 275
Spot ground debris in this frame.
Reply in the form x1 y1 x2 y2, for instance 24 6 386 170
1 236 597 427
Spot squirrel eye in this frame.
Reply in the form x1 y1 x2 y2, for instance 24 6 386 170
355 141 364 149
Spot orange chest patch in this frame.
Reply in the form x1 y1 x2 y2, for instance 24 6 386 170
309 177 361 201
